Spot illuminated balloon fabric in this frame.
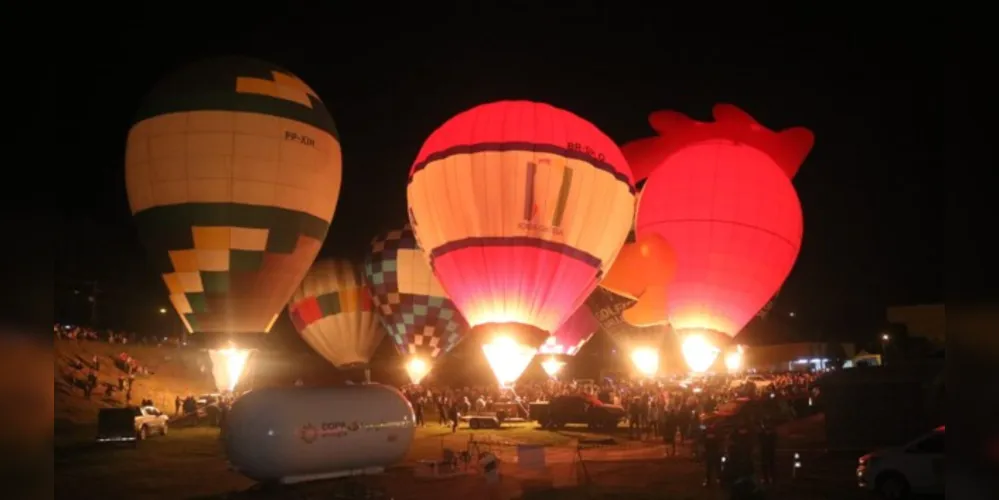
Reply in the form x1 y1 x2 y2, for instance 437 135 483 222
125 57 342 334
597 232 677 326
539 307 598 356
406 100 636 347
633 104 814 341
584 287 666 347
288 259 384 369
364 225 467 360
620 103 815 184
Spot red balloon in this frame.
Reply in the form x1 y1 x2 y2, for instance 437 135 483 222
632 104 814 343
539 306 599 356
622 103 815 184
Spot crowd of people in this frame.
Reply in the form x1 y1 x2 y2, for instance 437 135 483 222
56 322 166 407
54 323 183 347
62 351 150 405
400 370 819 491
402 371 817 428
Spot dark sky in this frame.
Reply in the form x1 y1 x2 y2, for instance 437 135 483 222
56 7 942 341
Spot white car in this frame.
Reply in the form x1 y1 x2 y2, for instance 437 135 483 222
730 374 773 391
857 425 945 499
136 406 170 439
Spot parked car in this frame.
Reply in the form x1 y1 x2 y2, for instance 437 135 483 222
97 406 169 446
857 425 945 499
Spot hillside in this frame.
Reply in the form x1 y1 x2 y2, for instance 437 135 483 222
55 340 216 428
54 339 410 429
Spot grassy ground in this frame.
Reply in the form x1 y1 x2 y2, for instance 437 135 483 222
55 418 872 500
54 422 590 499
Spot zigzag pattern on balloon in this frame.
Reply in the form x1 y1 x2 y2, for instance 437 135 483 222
364 225 467 360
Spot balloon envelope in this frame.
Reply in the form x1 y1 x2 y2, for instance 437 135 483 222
125 56 342 335
288 259 384 369
584 287 666 349
539 307 598 356
364 225 467 361
407 100 635 348
633 105 813 341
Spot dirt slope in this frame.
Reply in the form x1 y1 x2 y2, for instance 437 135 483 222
55 340 215 427
54 339 410 430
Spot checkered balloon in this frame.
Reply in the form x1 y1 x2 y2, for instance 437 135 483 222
363 224 468 361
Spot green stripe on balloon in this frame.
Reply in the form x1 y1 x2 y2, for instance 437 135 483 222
132 202 329 273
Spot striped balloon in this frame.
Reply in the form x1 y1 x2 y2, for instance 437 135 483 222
288 259 384 369
407 100 636 349
364 225 467 361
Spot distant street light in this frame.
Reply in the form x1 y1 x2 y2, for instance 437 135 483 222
789 312 796 317
881 333 890 342
159 307 168 314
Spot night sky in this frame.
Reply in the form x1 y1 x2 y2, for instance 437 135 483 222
56 7 941 342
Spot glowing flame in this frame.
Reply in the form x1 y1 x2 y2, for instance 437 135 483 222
681 334 720 373
405 357 430 385
724 345 744 373
482 336 537 387
208 346 252 393
541 357 565 378
630 347 660 377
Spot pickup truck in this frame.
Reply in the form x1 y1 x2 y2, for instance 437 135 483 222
535 393 625 430
97 406 169 445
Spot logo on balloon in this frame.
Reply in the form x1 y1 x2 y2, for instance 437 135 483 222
518 159 570 237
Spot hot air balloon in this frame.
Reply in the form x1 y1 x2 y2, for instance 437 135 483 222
363 225 468 384
622 104 815 371
407 101 636 387
584 287 670 377
125 57 341 342
288 259 384 379
537 307 598 378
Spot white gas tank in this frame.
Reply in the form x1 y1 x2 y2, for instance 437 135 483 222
225 384 416 484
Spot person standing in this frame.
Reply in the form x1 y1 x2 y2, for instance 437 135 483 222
727 421 755 487
448 399 460 433
758 418 778 484
677 405 691 444
662 410 678 456
437 394 449 426
702 425 722 487
411 393 425 426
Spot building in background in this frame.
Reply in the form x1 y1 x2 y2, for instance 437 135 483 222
887 304 946 347
744 342 855 371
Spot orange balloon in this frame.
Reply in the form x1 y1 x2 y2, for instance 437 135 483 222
600 232 676 326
